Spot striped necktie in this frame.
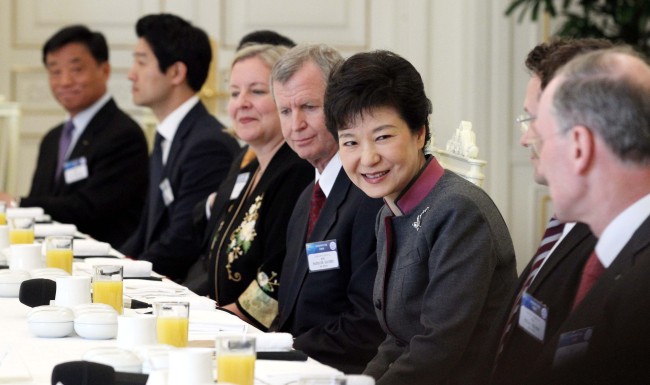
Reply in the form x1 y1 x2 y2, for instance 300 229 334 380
495 216 564 359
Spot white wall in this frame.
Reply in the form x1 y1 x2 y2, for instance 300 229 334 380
0 0 548 272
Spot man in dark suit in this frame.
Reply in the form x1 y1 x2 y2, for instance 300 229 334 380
0 25 148 247
525 47 650 384
491 39 612 385
120 14 239 281
270 43 385 374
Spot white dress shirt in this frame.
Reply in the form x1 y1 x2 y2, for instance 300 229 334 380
315 152 342 198
595 193 650 268
156 95 200 165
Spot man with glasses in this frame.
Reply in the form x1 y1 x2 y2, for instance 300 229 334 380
491 38 610 385
527 46 650 384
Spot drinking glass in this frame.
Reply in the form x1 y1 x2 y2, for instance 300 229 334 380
92 265 123 314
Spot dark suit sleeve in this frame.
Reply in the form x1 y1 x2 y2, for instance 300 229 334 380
22 117 148 241
136 134 237 279
293 195 385 372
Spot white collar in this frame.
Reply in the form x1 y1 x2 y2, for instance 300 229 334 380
68 92 111 132
315 152 341 197
156 95 200 142
596 193 650 267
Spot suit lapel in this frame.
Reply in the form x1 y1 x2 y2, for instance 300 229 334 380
528 222 593 293
279 171 351 327
164 102 204 174
54 100 117 194
560 215 650 324
308 170 349 242
145 102 204 245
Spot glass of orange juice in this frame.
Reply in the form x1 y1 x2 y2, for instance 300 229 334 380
154 301 190 347
0 202 6 225
45 235 73 274
216 335 256 385
8 216 35 245
92 265 123 314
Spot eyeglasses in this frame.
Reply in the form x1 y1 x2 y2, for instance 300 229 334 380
516 114 541 156
516 114 536 134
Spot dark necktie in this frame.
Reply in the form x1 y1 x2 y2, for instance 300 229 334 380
495 216 564 359
146 133 164 243
55 120 75 182
572 251 605 310
306 181 326 239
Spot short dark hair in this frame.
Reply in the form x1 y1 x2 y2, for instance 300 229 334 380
42 25 108 65
538 38 614 89
525 37 614 89
237 30 295 51
324 50 431 148
135 13 211 91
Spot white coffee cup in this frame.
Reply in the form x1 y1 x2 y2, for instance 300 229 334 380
9 244 43 270
0 225 9 250
116 314 157 348
167 349 214 385
54 276 92 308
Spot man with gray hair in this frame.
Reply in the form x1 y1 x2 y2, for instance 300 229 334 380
527 47 650 384
270 43 385 373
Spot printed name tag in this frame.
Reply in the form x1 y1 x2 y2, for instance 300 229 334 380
64 157 89 184
159 178 174 206
518 292 548 342
553 327 593 368
306 239 340 272
230 172 250 200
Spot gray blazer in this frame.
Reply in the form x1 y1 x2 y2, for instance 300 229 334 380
364 160 517 385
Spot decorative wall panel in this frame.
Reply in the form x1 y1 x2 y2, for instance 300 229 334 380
12 0 160 48
221 0 369 49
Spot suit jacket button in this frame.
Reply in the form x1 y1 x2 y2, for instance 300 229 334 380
374 299 382 310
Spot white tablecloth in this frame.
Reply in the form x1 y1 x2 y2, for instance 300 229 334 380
0 289 341 384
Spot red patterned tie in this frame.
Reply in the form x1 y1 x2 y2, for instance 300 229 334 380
572 251 605 310
306 182 326 239
495 216 564 360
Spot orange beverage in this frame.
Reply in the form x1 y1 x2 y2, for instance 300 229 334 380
46 248 73 274
156 317 189 347
92 280 123 314
9 229 34 244
217 354 256 385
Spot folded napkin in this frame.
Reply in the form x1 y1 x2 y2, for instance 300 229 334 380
254 360 343 385
188 309 252 337
255 332 294 352
82 258 152 278
122 279 188 298
6 207 44 219
73 240 111 256
34 223 77 237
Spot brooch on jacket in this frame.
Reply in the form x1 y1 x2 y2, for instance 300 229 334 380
412 206 430 231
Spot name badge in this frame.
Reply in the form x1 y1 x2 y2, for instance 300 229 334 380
306 239 340 272
518 292 548 342
159 178 174 206
64 157 89 184
230 172 250 200
553 327 593 368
